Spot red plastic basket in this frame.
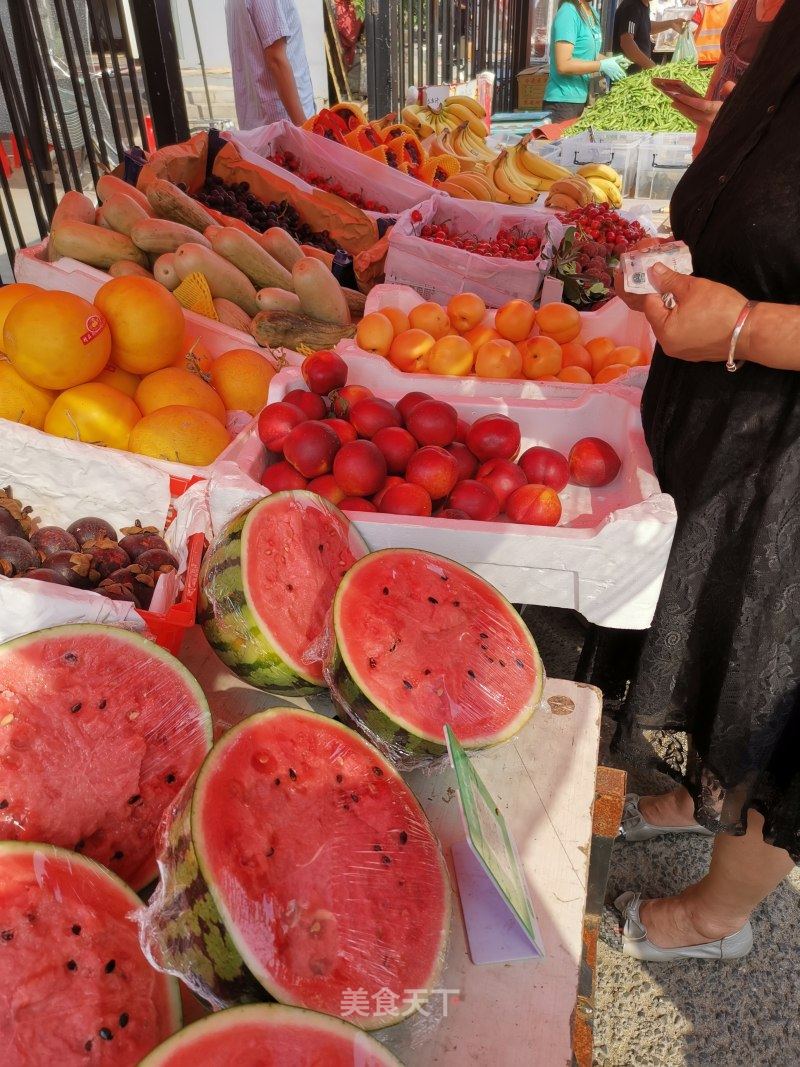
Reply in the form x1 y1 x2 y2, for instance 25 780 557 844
136 532 205 655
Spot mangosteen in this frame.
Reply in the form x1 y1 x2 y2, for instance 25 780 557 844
97 580 141 605
24 568 71 586
106 564 156 609
30 526 79 561
67 517 118 547
43 551 99 589
136 548 178 574
82 538 131 580
119 521 168 561
0 536 39 577
0 487 37 540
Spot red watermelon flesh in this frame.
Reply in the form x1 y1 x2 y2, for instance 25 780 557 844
333 549 543 747
0 625 212 891
141 1004 402 1067
0 842 181 1066
193 709 450 1028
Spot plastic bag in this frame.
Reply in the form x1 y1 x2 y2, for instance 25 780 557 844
138 706 452 1034
672 22 698 63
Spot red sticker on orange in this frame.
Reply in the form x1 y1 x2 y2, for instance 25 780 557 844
80 313 106 345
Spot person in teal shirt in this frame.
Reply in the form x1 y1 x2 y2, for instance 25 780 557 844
543 0 626 121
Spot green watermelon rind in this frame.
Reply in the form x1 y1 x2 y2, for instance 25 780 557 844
199 492 367 695
0 624 214 891
0 840 183 1036
158 707 450 1029
138 1003 405 1066
331 548 544 758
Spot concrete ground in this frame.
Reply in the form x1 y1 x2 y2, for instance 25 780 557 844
523 607 800 1067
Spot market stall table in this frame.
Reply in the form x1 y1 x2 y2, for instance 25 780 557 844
181 626 621 1066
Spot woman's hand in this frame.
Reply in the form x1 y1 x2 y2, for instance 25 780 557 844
615 264 747 362
672 80 735 129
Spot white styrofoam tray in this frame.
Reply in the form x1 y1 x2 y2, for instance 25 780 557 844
263 366 676 629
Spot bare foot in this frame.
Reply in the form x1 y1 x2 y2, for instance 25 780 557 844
638 786 701 828
638 894 747 949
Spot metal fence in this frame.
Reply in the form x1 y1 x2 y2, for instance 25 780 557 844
366 0 533 118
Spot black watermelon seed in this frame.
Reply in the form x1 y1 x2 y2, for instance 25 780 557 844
127 795 141 805
350 793 359 803
288 768 297 780
381 855 392 865
318 544 323 552
382 587 389 595
112 851 124 861
85 1040 93 1052
274 777 281 786
480 632 488 639
70 703 82 713
397 879 405 887
402 679 413 690
99 1028 113 1041
440 573 448 581
368 657 377 669
423 668 432 675
499 660 506 668
98 699 107 710
453 600 460 607
74 839 85 851
105 959 116 973
72 924 81 935
515 658 524 668
0 799 8 809
399 831 408 844
428 596 438 604
64 652 78 663
165 773 175 784
286 583 293 591
265 847 275 858
26 913 36 924
67 959 77 971
481 644 488 651
119 1014 128 1029
467 669 476 678
336 774 343 783
373 843 382 851
342 803 350 811
372 766 383 777
1 930 13 941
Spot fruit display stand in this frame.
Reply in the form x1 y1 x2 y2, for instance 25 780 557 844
181 624 618 1066
230 121 432 216
264 365 676 629
386 193 560 305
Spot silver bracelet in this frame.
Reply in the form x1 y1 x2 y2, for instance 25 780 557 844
726 300 757 372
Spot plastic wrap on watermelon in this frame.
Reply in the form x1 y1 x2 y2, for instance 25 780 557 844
0 624 213 892
0 841 181 1065
197 489 368 695
323 548 546 772
138 707 452 1043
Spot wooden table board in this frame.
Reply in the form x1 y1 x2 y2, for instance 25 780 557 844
181 629 604 1067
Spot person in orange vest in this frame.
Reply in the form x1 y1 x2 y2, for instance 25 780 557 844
691 0 735 67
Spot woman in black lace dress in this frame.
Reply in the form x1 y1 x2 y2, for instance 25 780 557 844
613 0 800 960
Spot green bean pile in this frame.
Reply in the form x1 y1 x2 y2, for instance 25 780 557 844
571 63 714 133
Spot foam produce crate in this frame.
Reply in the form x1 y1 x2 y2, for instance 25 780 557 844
261 365 676 629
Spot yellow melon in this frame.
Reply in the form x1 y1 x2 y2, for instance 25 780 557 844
44 382 141 449
0 360 55 429
0 284 41 352
128 406 231 466
4 290 111 390
209 348 275 416
94 364 141 398
135 367 226 424
94 276 185 375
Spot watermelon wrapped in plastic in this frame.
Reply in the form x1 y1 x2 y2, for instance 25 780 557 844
325 548 545 771
0 624 213 891
197 490 368 695
139 708 451 1034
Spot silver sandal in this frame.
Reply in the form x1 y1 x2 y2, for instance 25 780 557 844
615 892 753 961
619 793 715 842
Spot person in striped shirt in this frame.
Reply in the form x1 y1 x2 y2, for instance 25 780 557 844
225 0 315 129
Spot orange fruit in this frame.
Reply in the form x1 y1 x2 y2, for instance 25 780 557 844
136 367 226 423
210 348 275 416
447 292 486 333
4 291 111 390
560 341 592 373
558 366 593 384
409 301 450 340
464 323 500 350
388 328 435 372
94 364 141 398
0 361 55 429
426 335 475 376
475 338 522 379
536 303 581 344
518 336 563 380
494 299 536 343
44 383 141 450
128 405 231 466
94 276 185 375
604 345 646 369
585 336 616 377
356 312 395 356
0 283 40 351
594 363 629 383
380 306 411 336
174 332 213 377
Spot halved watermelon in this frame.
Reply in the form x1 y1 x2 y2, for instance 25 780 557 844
198 491 367 693
140 1004 403 1066
0 624 213 891
0 842 181 1065
330 548 543 766
142 708 450 1028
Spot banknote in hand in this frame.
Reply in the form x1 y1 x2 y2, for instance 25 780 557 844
620 242 694 295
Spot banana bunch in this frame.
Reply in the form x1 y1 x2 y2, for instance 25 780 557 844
485 141 575 203
576 163 623 207
545 175 598 211
423 130 480 173
403 95 490 145
438 171 498 201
